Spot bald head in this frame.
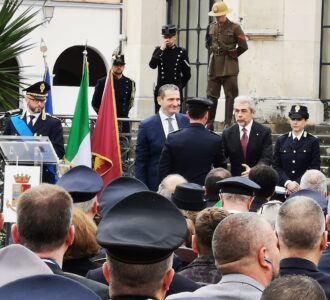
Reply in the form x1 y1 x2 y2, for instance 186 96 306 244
213 213 274 266
276 196 325 250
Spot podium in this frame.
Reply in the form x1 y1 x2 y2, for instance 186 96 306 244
0 136 59 223
0 135 59 166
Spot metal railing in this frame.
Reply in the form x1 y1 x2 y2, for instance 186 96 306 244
56 115 142 177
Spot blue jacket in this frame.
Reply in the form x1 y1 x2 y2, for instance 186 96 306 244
134 113 189 191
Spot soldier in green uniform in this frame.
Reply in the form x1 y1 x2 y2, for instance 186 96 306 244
206 1 248 130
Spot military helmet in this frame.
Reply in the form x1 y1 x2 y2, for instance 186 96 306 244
208 2 232 17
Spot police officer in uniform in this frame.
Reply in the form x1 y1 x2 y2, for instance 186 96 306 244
96 191 188 300
158 98 227 186
92 54 135 134
206 2 248 130
3 81 64 183
273 105 321 194
149 25 191 113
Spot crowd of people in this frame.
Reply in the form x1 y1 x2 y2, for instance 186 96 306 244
0 1 329 299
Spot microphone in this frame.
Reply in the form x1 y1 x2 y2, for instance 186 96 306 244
5 108 23 117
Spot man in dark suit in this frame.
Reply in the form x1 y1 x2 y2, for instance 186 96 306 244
135 84 189 191
276 196 330 299
3 81 64 183
11 184 109 300
222 95 272 177
159 98 227 186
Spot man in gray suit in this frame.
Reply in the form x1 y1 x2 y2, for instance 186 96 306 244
167 213 280 300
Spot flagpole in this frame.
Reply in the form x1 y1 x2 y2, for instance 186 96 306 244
40 38 48 80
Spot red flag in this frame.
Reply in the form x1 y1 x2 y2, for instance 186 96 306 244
92 71 122 189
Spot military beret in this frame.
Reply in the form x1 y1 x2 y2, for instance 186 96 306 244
171 182 207 211
112 54 125 66
162 25 177 37
186 97 213 108
0 274 101 300
0 244 52 287
217 176 260 196
97 191 187 264
287 189 327 211
23 81 50 101
99 176 148 216
57 165 103 203
288 105 309 120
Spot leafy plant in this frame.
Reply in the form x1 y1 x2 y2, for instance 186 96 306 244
0 0 41 110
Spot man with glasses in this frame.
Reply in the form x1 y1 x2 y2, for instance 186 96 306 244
3 81 64 183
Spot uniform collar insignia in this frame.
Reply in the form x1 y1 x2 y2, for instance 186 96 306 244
288 132 292 137
303 131 307 137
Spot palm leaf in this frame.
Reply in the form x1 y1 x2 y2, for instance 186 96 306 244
0 0 41 110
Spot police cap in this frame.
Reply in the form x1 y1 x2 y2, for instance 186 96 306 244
162 25 177 37
112 54 125 66
171 182 207 211
0 274 101 300
99 176 148 216
288 105 309 120
23 81 50 101
56 165 103 203
217 176 260 196
97 191 187 264
186 97 213 109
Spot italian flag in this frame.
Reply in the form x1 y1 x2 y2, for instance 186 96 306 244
65 57 91 167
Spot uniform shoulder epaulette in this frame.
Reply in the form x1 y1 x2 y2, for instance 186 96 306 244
47 113 61 121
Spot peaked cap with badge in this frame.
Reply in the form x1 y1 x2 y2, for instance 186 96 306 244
57 165 103 203
97 190 187 264
288 105 309 120
217 176 260 196
24 81 50 101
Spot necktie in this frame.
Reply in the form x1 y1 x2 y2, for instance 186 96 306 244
167 117 174 133
28 115 35 130
241 127 248 159
293 137 299 145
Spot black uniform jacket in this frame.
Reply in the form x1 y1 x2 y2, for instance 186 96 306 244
280 258 330 300
273 131 320 186
149 45 191 89
158 123 227 185
45 261 109 300
92 74 135 117
4 113 64 159
222 121 272 176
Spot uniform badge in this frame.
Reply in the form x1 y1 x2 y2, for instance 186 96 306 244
40 83 45 93
213 6 218 13
295 105 300 112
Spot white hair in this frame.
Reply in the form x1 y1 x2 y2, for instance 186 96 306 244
234 95 256 111
300 170 327 195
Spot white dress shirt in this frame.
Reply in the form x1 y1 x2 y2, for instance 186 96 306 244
239 120 253 139
159 110 179 138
